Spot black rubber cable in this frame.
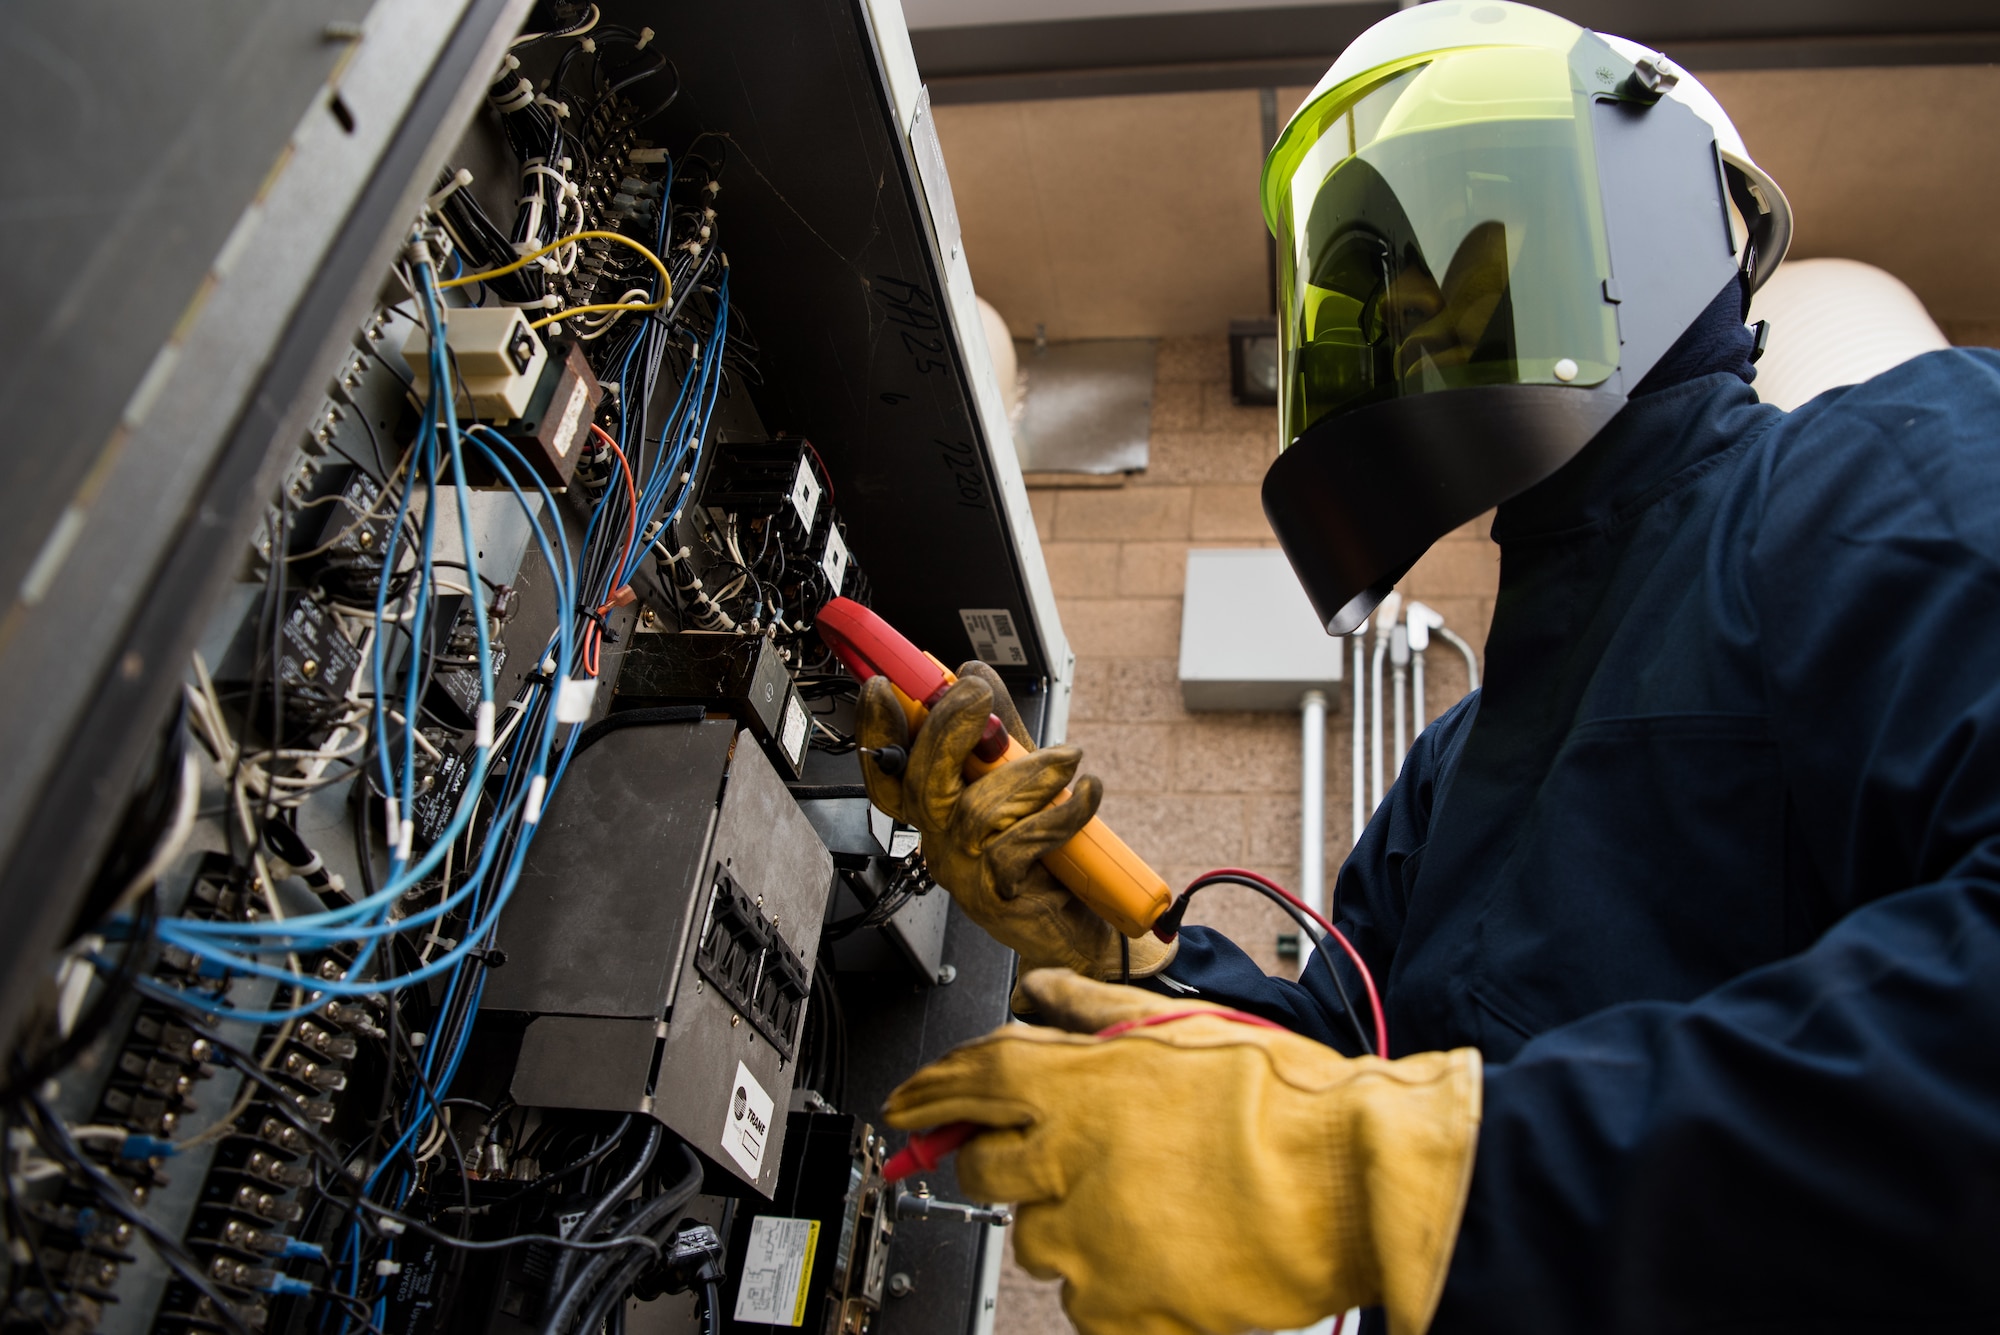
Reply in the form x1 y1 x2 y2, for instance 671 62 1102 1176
545 1121 663 1302
540 1145 701 1335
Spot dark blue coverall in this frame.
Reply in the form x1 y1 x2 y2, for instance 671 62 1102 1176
1157 349 2000 1330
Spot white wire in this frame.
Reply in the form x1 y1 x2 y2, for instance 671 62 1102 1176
114 746 201 912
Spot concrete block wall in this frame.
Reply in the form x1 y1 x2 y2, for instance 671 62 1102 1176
994 336 1500 1334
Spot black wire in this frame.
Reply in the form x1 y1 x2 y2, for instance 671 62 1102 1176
314 1286 390 1335
527 1114 633 1191
129 980 352 1166
1175 874 1376 1056
20 1092 254 1335
380 934 476 1234
700 1281 721 1335
0 1110 73 1328
358 1202 661 1257
546 1121 662 1301
0 889 160 1105
539 1145 702 1335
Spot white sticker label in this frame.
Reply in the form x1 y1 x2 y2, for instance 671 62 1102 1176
721 1060 775 1179
551 375 590 459
819 524 848 594
555 676 597 723
889 826 920 859
780 693 809 765
959 608 1028 667
790 455 823 533
733 1216 820 1327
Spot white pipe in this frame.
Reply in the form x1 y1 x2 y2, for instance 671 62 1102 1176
1438 625 1481 691
1351 633 1366 848
1369 634 1387 812
1300 690 1327 918
1370 594 1401 812
1412 646 1427 734
1390 622 1410 779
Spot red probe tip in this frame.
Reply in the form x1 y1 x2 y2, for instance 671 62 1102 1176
882 1121 983 1184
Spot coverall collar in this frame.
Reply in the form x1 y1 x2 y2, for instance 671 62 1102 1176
1490 372 1779 544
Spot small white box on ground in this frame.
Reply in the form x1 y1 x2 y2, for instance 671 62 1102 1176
1179 548 1345 711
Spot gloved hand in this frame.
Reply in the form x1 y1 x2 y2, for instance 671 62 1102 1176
858 663 1175 987
884 969 1482 1335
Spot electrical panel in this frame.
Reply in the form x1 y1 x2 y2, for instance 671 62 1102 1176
0 2 1065 1334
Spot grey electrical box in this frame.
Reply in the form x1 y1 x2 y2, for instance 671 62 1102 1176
494 719 834 1196
1178 548 1347 710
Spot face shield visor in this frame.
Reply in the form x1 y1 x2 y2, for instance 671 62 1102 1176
1273 49 1618 443
1258 16 1759 636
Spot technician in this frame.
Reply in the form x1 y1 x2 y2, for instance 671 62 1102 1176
858 4 2000 1332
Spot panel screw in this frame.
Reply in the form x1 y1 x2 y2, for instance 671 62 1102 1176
887 1273 914 1300
935 965 957 986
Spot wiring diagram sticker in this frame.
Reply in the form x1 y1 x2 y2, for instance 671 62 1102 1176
733 1215 821 1326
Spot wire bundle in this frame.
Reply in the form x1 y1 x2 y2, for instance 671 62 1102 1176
0 29 754 1333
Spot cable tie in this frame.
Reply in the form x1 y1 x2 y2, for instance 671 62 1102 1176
383 797 400 852
375 1260 403 1278
476 702 495 750
426 168 475 212
524 775 549 825
376 1217 407 1236
636 25 654 48
491 76 535 114
396 819 414 864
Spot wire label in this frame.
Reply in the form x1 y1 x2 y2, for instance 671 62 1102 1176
720 1059 775 1179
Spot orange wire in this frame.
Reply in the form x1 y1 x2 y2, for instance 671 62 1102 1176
584 424 640 679
589 424 639 591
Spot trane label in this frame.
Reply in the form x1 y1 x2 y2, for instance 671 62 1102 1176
721 1060 775 1179
790 455 823 532
960 608 1027 667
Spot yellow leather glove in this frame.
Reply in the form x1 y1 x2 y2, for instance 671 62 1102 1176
858 664 1174 985
884 969 1482 1335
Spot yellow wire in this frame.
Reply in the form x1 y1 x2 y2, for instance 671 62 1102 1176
528 301 653 332
438 231 673 326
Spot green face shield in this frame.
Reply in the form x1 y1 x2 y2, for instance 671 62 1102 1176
1270 46 1619 444
1256 9 1754 636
